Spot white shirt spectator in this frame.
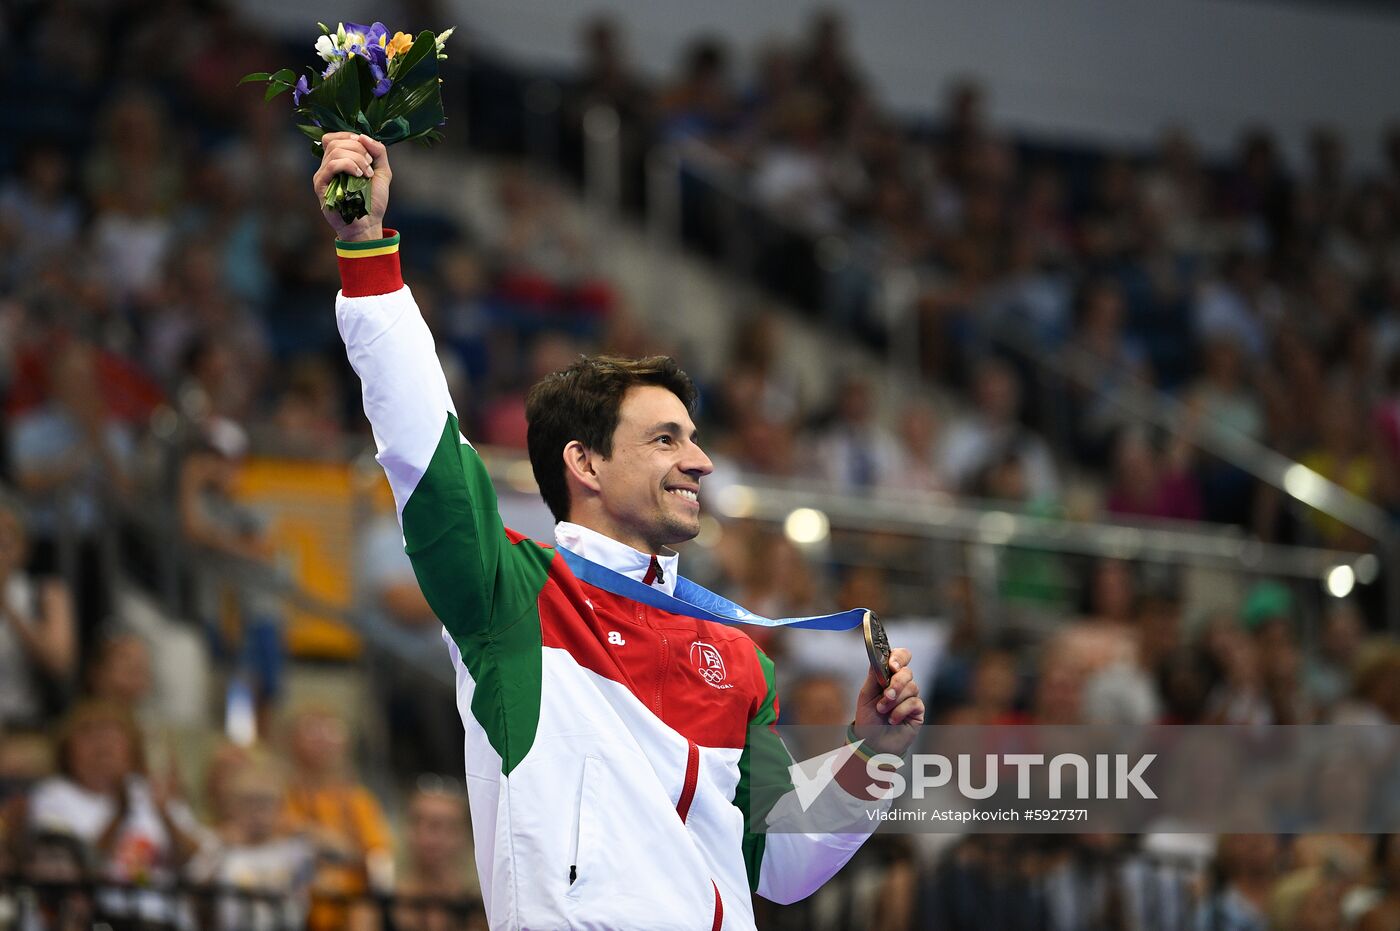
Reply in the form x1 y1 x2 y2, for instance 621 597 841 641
939 417 1060 502
28 775 207 924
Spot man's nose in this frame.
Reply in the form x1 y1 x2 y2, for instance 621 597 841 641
683 443 714 477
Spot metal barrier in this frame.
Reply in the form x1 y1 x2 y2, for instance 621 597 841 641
4 846 1208 931
0 875 485 931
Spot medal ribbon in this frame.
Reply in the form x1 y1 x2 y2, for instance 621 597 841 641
555 546 866 631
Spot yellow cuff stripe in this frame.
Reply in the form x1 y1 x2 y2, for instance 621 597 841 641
336 242 399 259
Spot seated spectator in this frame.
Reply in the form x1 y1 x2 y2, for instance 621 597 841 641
1064 278 1154 464
282 705 393 931
1195 834 1280 931
1306 600 1364 713
87 629 152 710
751 92 840 234
1082 558 1138 627
479 334 580 449
179 418 284 725
940 359 1058 501
8 341 135 644
26 702 205 929
0 490 75 730
891 401 950 495
1202 621 1272 726
0 141 83 286
189 755 315 931
1240 582 1313 724
1105 427 1203 522
393 781 483 931
270 357 346 457
941 648 1024 724
201 739 255 832
813 375 902 492
1330 642 1400 726
657 37 738 143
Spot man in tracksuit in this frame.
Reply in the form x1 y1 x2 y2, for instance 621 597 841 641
316 133 926 930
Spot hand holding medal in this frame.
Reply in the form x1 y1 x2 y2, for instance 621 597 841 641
853 611 925 757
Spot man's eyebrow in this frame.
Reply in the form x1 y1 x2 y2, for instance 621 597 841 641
646 421 700 443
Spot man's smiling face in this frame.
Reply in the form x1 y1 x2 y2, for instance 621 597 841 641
589 384 713 553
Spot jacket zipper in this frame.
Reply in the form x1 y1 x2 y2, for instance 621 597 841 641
639 601 671 716
676 739 700 822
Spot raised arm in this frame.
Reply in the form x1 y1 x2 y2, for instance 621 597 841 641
316 134 550 642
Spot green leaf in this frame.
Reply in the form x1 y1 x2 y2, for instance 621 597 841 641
265 81 295 102
239 72 271 85
311 56 363 126
296 123 326 144
409 128 446 147
394 32 439 90
304 101 355 133
371 48 443 137
377 116 410 144
270 68 296 86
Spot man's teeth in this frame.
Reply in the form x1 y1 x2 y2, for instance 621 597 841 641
668 489 698 502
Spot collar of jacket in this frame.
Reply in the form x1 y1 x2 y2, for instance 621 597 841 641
554 521 681 596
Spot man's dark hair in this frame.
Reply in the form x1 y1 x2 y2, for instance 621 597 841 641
525 355 697 523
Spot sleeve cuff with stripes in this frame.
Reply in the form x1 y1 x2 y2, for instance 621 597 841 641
336 228 403 297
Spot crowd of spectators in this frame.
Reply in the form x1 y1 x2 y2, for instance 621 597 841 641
561 9 1400 555
2 0 1400 928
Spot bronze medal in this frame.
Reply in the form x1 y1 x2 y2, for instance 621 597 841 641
863 610 891 689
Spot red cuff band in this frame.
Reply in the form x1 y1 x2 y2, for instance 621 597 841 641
336 228 403 297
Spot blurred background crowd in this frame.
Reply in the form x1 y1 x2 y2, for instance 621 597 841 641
3 0 1400 928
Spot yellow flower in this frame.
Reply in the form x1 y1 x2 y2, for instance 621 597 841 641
385 31 413 59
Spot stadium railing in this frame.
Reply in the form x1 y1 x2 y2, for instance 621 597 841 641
0 874 485 931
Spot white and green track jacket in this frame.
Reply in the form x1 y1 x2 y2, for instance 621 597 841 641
335 230 881 930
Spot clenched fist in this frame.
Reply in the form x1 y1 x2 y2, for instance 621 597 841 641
313 132 392 242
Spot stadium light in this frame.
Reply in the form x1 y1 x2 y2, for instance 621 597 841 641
784 507 830 545
1325 564 1355 599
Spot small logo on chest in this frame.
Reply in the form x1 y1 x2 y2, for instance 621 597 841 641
607 631 626 646
690 641 733 689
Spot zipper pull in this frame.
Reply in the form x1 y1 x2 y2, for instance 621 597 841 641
643 554 665 586
569 864 577 885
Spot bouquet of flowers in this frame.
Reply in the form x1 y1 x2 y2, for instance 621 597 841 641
241 21 454 223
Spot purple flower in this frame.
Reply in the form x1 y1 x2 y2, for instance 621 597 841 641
293 74 311 106
344 21 388 53
363 43 392 97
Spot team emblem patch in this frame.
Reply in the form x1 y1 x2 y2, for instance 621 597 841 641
690 641 732 689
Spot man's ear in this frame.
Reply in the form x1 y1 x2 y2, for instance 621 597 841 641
562 440 603 495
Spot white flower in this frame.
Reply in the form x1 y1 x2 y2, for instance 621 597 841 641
434 27 454 50
315 34 340 62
